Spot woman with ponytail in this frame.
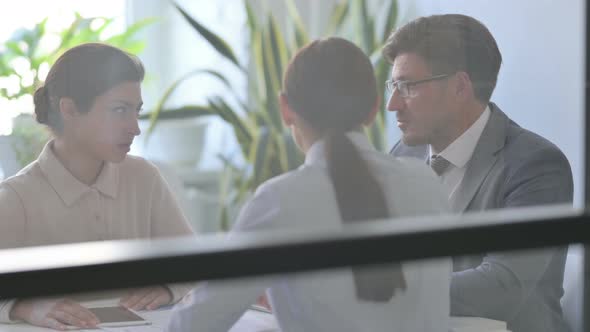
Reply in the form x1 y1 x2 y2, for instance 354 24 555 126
169 38 451 332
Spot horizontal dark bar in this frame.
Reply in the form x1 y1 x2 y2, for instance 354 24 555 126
0 205 587 299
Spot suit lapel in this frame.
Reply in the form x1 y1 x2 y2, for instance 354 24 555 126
450 104 509 212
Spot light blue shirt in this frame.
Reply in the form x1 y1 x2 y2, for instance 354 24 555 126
167 132 452 332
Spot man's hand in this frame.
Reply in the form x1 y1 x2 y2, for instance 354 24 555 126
10 298 100 331
119 286 172 311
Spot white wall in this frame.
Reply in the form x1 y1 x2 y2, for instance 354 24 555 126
126 0 336 170
129 0 586 205
392 0 586 206
127 0 248 170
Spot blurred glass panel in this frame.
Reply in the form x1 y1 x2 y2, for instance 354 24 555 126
0 1 585 332
0 205 581 331
0 247 577 332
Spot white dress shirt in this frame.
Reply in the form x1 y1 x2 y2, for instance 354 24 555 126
168 132 452 332
431 106 491 199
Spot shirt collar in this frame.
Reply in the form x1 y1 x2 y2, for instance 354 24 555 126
304 131 375 167
430 105 491 169
38 140 119 206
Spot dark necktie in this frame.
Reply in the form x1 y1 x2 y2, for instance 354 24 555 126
430 155 450 176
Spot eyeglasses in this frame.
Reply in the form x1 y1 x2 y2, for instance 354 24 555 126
385 74 451 98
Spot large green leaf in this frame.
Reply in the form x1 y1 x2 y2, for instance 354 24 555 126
251 128 272 187
285 0 309 49
247 106 268 126
118 40 147 55
283 132 303 170
260 23 283 130
27 18 47 60
146 69 234 137
105 17 156 48
96 17 115 34
173 2 244 72
380 0 399 42
374 55 390 110
138 105 214 121
218 161 237 232
268 140 284 177
325 1 350 36
219 205 230 232
276 131 303 172
0 58 11 77
56 16 83 54
115 17 158 42
62 16 103 47
366 119 385 152
208 97 254 156
244 1 258 34
274 131 289 172
4 41 25 57
267 15 288 97
250 29 266 105
371 48 392 147
352 0 375 54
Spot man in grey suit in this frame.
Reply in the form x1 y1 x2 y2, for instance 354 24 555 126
383 14 573 332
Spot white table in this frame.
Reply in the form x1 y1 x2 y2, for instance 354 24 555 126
0 299 509 332
0 298 278 332
450 316 509 332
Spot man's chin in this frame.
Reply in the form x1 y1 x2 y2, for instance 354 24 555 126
401 134 426 146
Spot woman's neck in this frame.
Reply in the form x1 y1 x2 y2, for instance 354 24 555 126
52 139 104 186
301 127 364 154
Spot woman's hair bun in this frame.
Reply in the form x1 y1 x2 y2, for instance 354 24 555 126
33 85 50 125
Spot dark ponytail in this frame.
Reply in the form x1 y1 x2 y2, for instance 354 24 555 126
326 132 405 302
284 38 405 302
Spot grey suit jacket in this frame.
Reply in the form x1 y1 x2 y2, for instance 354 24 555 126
391 103 573 332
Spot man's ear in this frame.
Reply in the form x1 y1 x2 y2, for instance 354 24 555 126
363 95 381 126
453 71 474 101
58 97 79 121
279 92 295 126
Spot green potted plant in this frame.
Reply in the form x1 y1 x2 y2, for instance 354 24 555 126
0 13 155 176
143 0 399 230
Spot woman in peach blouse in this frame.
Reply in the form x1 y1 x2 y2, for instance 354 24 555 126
0 43 194 330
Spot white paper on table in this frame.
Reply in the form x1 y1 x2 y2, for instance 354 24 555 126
78 305 279 332
229 310 280 332
450 316 509 332
97 326 162 332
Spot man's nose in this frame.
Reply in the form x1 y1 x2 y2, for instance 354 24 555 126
386 89 405 112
